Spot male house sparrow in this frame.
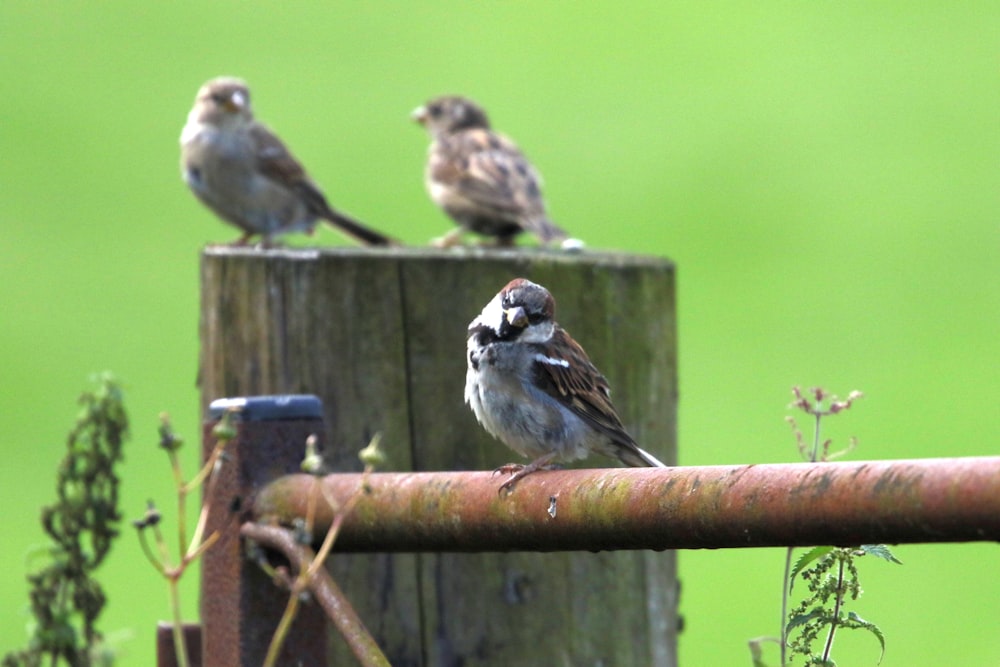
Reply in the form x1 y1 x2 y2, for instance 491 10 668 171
412 96 570 247
181 76 393 246
465 278 665 491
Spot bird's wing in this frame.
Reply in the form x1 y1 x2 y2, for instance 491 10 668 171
530 328 635 447
250 124 332 216
433 129 547 221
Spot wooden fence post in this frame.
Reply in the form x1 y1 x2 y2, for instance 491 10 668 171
199 246 679 666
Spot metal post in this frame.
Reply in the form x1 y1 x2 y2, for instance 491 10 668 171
200 395 327 667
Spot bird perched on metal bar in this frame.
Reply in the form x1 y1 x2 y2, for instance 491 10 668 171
465 278 665 492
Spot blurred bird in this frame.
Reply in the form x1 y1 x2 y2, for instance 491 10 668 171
465 278 665 492
181 76 394 246
412 95 572 248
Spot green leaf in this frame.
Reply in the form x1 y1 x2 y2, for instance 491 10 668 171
790 546 834 590
787 608 826 631
860 544 902 564
845 611 886 664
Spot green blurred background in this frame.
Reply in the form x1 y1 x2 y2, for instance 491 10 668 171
1 2 997 665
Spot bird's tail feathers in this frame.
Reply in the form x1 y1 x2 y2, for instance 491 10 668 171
619 444 669 468
322 209 397 247
528 216 569 245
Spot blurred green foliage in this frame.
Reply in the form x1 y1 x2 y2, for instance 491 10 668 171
3 374 127 667
1 3 996 665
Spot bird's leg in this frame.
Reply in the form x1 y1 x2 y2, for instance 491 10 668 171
493 463 525 476
495 452 559 495
491 234 518 248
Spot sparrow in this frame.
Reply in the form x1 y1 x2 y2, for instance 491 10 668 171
412 95 571 248
465 278 665 492
180 76 394 246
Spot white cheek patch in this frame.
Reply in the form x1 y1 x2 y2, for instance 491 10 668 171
469 293 506 334
534 353 569 368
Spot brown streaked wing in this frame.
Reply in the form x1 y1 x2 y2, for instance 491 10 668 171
446 130 543 218
250 124 333 216
251 123 307 184
531 328 634 446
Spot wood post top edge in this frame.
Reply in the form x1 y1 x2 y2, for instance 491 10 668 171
200 244 676 269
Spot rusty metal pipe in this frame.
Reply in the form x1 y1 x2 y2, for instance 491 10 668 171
251 456 1000 552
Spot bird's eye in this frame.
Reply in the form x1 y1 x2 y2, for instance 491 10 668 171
211 93 228 105
429 104 443 118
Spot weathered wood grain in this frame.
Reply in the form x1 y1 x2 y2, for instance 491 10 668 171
199 245 678 666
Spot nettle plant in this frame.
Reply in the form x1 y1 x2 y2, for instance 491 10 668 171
784 543 900 666
750 387 901 667
3 375 129 667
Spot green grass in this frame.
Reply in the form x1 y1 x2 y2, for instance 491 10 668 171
1 2 997 665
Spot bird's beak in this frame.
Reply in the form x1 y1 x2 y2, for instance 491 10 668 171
504 306 528 328
411 105 428 125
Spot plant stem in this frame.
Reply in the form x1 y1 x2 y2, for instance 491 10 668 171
242 522 391 667
785 410 822 665
259 468 376 666
188 442 225 556
169 449 188 557
310 477 367 579
168 574 190 667
136 528 167 574
152 522 173 570
809 412 822 463
262 478 323 667
821 554 846 662
780 546 793 666
186 441 223 489
263 587 302 667
184 529 221 564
